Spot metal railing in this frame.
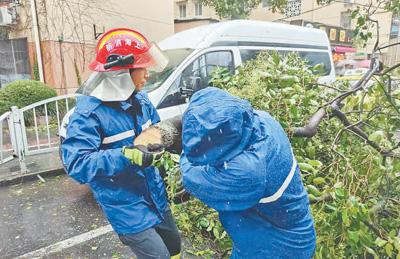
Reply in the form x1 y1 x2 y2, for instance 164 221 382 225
0 94 77 175
0 111 15 164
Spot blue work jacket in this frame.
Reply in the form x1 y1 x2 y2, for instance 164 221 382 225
61 92 168 234
180 87 316 258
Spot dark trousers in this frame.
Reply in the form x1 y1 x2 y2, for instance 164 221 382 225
119 208 181 259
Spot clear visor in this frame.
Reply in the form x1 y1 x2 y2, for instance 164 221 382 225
146 43 169 73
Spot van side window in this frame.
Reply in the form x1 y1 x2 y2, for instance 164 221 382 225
157 51 234 109
157 74 186 109
240 49 331 75
240 49 262 63
180 51 234 91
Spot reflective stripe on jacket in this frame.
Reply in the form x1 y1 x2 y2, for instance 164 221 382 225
61 92 167 234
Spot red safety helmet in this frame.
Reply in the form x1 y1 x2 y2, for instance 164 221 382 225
89 28 168 72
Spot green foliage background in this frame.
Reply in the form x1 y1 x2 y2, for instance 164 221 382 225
0 80 57 115
164 52 400 258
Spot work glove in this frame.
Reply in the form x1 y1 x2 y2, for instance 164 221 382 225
122 144 164 168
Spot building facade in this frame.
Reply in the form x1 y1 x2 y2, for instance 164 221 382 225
0 0 174 93
174 0 219 32
174 0 397 65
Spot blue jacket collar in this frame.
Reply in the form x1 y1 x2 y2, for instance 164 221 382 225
120 101 132 111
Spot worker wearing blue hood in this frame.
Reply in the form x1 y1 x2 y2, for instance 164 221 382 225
180 87 316 258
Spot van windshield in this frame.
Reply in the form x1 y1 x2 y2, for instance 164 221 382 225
240 49 332 76
143 48 194 92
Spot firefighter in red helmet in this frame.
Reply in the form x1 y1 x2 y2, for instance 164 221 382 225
61 28 181 259
89 28 168 73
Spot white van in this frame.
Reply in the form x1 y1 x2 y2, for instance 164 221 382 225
146 19 335 120
59 20 334 138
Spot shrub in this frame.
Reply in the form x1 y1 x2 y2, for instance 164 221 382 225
0 80 57 115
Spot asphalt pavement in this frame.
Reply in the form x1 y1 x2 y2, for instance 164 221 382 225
0 173 197 259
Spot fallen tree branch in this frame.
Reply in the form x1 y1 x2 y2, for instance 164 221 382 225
331 102 400 158
313 83 347 93
293 108 326 137
293 59 381 138
363 220 387 239
328 60 380 106
377 42 400 52
374 77 400 115
309 194 332 204
378 62 400 76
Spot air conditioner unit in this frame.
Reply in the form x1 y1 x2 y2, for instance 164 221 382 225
0 6 13 26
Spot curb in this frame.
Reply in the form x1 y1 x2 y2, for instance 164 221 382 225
0 168 66 187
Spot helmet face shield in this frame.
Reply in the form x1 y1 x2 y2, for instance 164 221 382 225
146 43 169 72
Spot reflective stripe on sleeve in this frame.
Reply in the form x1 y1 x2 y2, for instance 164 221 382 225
102 130 135 144
141 120 152 130
259 152 297 204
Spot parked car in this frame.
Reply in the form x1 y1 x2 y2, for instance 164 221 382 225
337 67 400 89
342 68 369 78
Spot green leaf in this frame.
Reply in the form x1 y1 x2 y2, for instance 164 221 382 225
364 246 379 259
334 182 343 188
335 188 345 199
213 227 220 239
348 230 359 243
171 154 180 163
272 52 280 65
308 193 317 202
305 146 316 158
351 10 358 19
375 237 387 247
308 160 323 168
393 159 400 171
310 99 320 106
313 177 326 185
220 231 227 239
299 163 317 173
325 204 337 212
280 75 300 85
342 210 350 226
199 218 209 228
386 243 394 257
307 185 321 196
394 237 400 251
206 221 214 232
353 28 360 37
368 131 385 142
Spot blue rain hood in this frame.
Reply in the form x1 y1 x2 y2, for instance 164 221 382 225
181 87 267 211
181 87 316 258
182 87 254 166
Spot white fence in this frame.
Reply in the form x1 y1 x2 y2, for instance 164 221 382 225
0 111 15 164
0 94 77 175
